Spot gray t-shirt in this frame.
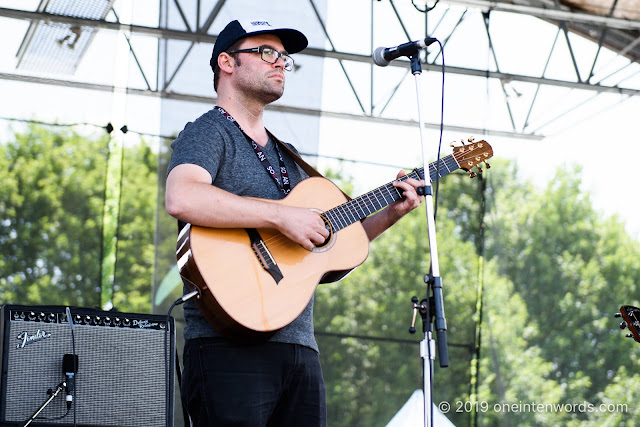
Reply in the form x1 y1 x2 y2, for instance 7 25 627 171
168 107 318 352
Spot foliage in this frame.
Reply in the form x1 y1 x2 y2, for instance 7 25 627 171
318 160 640 426
475 262 565 426
485 164 640 420
316 169 486 426
0 125 108 307
0 125 157 313
4 126 640 427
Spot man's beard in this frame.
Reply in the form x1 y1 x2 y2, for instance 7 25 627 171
235 64 285 105
254 74 285 104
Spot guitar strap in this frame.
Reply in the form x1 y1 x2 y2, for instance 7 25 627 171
267 130 353 202
215 105 347 200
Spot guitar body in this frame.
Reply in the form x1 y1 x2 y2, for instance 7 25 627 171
175 140 493 342
178 177 370 341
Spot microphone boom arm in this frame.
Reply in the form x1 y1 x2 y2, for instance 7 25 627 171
372 38 438 66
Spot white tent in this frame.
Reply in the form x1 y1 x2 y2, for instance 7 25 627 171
386 390 456 427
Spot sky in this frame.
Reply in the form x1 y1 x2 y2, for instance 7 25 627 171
314 1 640 239
0 0 639 238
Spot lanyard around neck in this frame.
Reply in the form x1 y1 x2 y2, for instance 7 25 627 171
216 106 291 196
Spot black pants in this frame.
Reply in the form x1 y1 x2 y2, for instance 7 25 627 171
182 338 327 426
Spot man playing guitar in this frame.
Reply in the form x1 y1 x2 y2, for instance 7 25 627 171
165 18 425 427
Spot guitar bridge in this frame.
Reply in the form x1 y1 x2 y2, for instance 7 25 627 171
245 228 283 284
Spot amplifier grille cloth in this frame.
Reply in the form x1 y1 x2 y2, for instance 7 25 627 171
3 315 170 427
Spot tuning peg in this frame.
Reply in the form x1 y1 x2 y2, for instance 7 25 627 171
620 322 628 329
477 166 483 174
485 161 491 169
469 171 477 179
467 137 475 143
614 312 622 318
626 334 634 338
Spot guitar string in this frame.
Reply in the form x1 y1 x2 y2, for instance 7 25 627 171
256 148 478 247
254 170 421 252
255 153 456 251
246 147 489 253
255 157 474 251
255 184 399 253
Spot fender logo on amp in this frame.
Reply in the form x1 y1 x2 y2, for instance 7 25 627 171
15 329 51 349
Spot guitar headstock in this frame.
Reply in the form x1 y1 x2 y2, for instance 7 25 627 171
451 138 494 178
616 305 640 343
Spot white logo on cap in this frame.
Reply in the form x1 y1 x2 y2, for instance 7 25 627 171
241 19 273 31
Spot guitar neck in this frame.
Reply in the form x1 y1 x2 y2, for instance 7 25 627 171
324 153 460 232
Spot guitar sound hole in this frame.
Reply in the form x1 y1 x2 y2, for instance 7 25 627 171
316 216 333 248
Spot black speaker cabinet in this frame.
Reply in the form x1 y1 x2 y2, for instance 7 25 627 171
0 305 175 427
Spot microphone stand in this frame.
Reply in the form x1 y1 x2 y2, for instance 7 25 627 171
23 381 66 427
407 54 449 427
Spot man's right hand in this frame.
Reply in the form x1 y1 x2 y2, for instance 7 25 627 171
167 164 329 251
275 206 329 251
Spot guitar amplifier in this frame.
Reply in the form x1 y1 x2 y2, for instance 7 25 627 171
0 305 175 427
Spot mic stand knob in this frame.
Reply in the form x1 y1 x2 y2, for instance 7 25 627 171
409 296 427 334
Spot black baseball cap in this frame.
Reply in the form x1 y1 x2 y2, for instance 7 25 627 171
210 19 308 70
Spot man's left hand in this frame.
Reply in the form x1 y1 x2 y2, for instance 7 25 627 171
389 170 424 221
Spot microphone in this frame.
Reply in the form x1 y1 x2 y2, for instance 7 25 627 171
62 354 78 410
372 38 438 67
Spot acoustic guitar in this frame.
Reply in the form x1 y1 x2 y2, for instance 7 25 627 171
176 140 493 341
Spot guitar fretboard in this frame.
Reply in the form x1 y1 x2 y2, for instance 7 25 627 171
324 153 460 232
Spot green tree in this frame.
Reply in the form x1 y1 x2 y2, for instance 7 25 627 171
0 125 157 312
315 168 489 426
0 125 108 306
6 125 640 427
582 365 640 426
476 261 566 426
485 164 640 423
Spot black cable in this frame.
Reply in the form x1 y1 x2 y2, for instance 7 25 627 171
411 0 440 13
165 305 175 427
0 115 464 173
0 116 175 139
67 307 77 427
315 330 471 348
421 38 446 427
22 309 78 425
166 291 198 427
432 39 446 220
0 116 102 129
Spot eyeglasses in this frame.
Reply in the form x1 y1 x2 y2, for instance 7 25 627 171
227 46 295 72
